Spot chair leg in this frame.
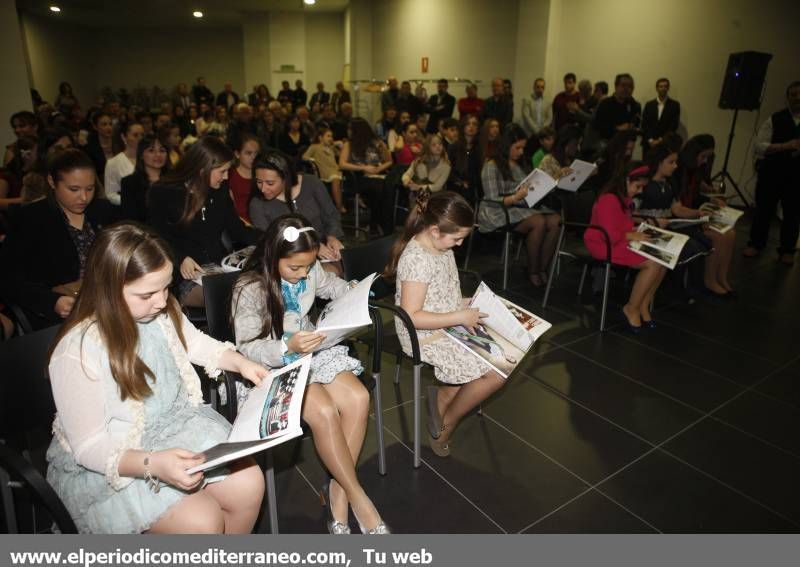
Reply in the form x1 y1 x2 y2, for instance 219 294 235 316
0 465 18 533
515 239 523 261
599 263 611 331
393 353 402 385
502 232 511 290
263 451 279 534
543 230 563 308
412 363 422 468
577 265 589 296
463 229 475 269
372 370 387 476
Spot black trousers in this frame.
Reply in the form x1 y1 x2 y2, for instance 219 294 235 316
748 172 800 253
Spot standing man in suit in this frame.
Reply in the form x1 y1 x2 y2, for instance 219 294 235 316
330 81 351 114
215 83 240 111
173 83 192 112
425 78 456 134
641 78 680 155
192 76 214 106
309 82 330 108
482 77 513 127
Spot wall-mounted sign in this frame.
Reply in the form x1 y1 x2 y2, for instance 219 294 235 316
421 57 429 74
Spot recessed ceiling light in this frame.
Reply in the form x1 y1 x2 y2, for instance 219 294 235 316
304 0 316 5
49 5 61 12
193 10 204 18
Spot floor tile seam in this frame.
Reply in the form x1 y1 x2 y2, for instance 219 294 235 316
655 446 800 529
480 412 664 534
607 329 757 387
517 367 664 447
513 486 596 533
380 426 509 534
705 413 800 462
653 318 780 365
378 398 416 414
747 381 800 413
557 342 714 417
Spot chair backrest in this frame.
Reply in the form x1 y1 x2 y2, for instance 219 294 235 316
0 444 78 533
202 271 242 343
341 235 397 300
564 188 599 226
0 324 61 438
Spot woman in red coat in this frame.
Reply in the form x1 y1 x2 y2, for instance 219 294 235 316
585 162 666 331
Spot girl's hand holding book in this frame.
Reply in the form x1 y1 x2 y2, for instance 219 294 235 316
151 448 205 490
628 232 651 242
287 331 326 354
236 358 269 387
459 307 488 333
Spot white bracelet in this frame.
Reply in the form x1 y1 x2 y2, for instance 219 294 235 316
143 452 161 493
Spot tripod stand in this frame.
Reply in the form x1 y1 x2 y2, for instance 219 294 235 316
711 107 751 207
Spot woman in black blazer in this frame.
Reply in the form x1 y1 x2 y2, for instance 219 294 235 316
147 136 259 307
0 149 118 329
120 133 171 222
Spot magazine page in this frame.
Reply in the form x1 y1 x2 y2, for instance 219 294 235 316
556 159 596 192
468 282 551 351
700 203 744 234
628 224 690 270
314 273 378 350
666 217 709 229
191 246 256 285
186 356 311 474
519 168 558 208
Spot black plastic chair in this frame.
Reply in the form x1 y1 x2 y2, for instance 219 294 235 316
341 236 426 468
0 324 72 533
0 444 77 534
201 271 281 534
462 198 519 290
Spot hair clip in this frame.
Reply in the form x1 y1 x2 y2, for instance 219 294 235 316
283 226 315 242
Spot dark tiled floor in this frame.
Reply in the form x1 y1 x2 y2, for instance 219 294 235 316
254 214 800 533
254 215 800 534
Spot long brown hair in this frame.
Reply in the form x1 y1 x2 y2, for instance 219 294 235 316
159 136 234 226
600 160 650 212
384 191 474 280
48 222 186 402
232 214 320 342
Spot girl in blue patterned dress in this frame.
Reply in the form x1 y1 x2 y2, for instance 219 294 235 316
232 214 389 535
46 222 269 533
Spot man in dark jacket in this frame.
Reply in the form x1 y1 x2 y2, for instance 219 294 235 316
482 77 513 127
426 78 456 134
641 77 681 155
192 76 214 106
215 83 241 111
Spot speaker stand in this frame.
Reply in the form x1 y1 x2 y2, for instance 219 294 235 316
711 108 751 208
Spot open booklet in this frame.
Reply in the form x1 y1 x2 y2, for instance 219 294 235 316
665 217 710 229
520 169 558 208
699 202 743 234
443 282 551 378
314 273 378 351
628 224 690 270
556 159 596 192
186 355 311 474
192 246 256 285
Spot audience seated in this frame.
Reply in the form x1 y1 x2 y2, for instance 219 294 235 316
249 151 344 274
228 133 261 224
446 114 482 202
0 149 118 329
4 111 39 166
531 126 555 170
479 125 561 287
586 161 667 331
303 127 346 213
278 114 310 161
104 121 144 205
674 134 736 297
120 132 170 223
83 111 114 177
147 136 258 307
479 118 501 164
402 134 451 210
338 118 392 235
393 122 423 167
387 111 411 153
47 222 266 534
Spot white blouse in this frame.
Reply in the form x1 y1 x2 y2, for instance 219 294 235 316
49 313 234 490
103 152 135 206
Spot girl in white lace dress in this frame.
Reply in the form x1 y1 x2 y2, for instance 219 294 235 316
385 192 507 458
46 222 269 534
231 214 389 535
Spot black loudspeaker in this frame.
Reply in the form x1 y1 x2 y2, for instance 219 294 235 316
718 51 772 111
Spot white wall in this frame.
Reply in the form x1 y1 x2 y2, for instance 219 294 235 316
305 13 346 95
548 0 800 201
1 0 34 146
